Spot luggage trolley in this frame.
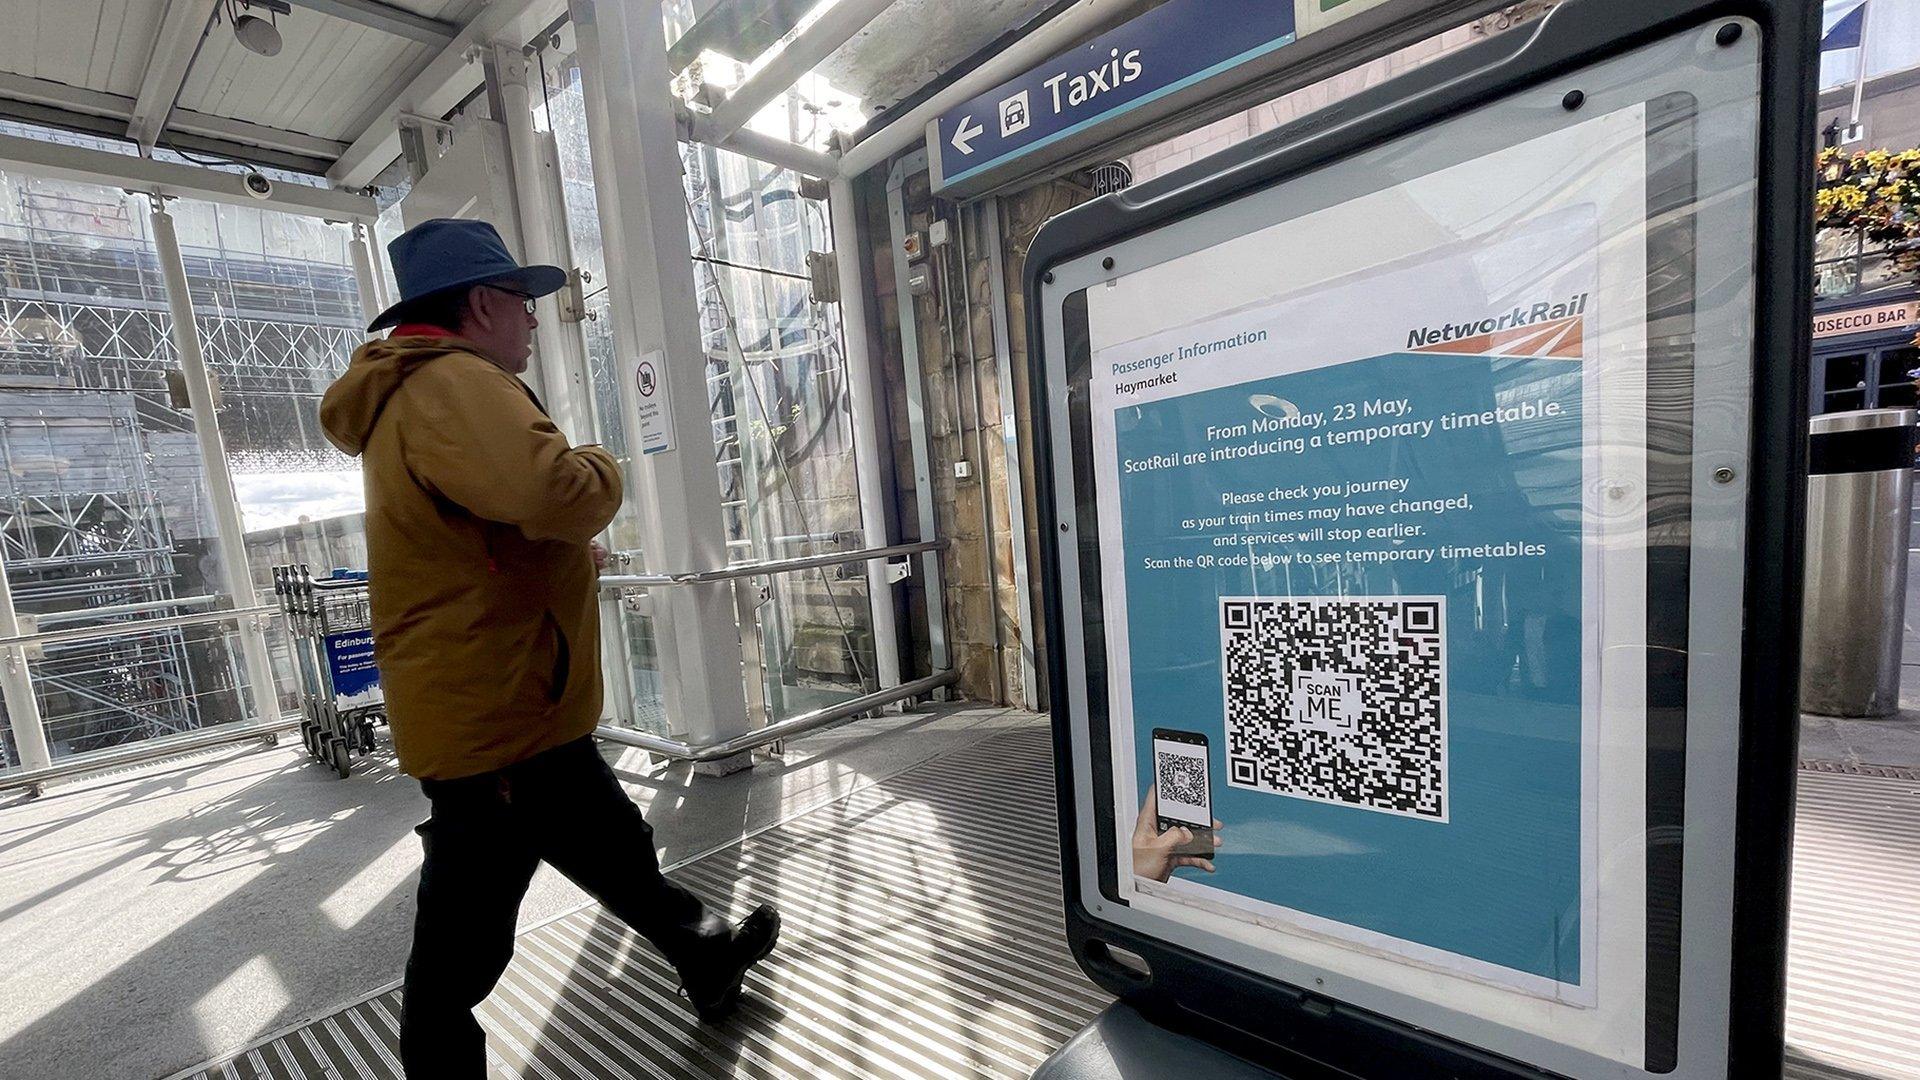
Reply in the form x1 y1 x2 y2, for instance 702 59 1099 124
273 565 386 778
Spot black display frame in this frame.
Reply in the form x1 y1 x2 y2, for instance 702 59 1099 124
1023 2 1817 1077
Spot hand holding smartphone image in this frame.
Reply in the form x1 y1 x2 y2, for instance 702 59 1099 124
1135 728 1225 882
1132 786 1224 881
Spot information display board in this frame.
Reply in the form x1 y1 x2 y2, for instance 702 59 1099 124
1029 3 1814 1077
1096 128 1629 1004
324 630 383 712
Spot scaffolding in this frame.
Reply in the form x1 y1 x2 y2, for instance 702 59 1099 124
0 179 360 767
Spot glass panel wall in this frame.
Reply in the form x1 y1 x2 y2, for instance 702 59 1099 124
541 51 664 728
1814 226 1920 302
541 44 876 726
164 199 371 718
0 171 253 767
684 144 873 717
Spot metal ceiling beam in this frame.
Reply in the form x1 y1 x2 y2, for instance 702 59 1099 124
0 128 378 220
0 99 335 176
672 103 836 178
693 0 895 144
718 123 838 178
286 0 459 47
127 0 223 155
327 0 567 189
0 72 349 161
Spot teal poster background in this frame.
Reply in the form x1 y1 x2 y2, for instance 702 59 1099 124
1118 350 1585 985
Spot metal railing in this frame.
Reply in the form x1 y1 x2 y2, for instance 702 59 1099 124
0 603 284 794
2 540 952 788
597 671 960 762
31 594 221 628
596 538 951 762
0 715 298 794
0 604 275 651
598 538 945 589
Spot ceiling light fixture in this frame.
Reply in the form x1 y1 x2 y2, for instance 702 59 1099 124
226 0 291 58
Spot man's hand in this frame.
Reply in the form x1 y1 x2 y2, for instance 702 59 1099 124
1132 785 1223 882
590 540 609 574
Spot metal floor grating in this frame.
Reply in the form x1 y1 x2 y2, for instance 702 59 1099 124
1797 759 1920 782
173 735 1920 1079
1785 769 1920 1080
175 725 1111 1079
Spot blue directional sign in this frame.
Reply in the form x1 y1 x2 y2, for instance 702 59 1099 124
931 0 1298 190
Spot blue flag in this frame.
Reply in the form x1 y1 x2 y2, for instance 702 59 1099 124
1823 1 1866 51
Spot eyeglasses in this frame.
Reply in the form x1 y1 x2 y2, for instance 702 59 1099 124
488 286 538 315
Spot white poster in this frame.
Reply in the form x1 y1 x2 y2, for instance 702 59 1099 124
1084 101 1655 1065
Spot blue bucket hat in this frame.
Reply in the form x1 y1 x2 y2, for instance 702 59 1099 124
369 218 566 332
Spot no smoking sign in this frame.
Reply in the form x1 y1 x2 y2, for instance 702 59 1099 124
631 350 674 454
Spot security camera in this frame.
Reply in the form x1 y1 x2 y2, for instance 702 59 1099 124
242 169 273 200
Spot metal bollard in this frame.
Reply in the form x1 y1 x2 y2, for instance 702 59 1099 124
1801 407 1918 718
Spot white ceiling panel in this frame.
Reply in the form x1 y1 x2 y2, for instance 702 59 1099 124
0 0 497 162
176 14 431 143
93 0 168 98
414 0 488 20
0 0 165 98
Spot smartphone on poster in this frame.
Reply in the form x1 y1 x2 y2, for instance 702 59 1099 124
1152 728 1217 858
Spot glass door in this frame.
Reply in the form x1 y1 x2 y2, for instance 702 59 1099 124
1814 342 1919 415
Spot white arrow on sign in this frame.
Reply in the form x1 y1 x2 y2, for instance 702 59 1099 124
951 115 984 155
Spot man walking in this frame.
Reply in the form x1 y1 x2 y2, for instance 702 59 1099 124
320 219 777 1075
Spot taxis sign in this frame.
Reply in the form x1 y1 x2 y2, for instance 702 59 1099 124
930 0 1298 191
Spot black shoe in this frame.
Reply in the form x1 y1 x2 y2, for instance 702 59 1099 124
679 904 780 1023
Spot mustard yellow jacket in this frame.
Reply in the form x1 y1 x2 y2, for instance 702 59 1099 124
320 335 620 779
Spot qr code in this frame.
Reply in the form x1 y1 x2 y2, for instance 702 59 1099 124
1220 596 1447 820
1157 752 1208 806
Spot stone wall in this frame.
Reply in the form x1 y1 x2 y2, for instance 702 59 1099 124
866 168 1089 706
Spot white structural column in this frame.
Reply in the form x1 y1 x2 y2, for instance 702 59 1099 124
828 177 902 693
347 221 384 339
566 0 752 767
148 198 286 727
0 549 50 771
493 43 598 445
491 41 641 730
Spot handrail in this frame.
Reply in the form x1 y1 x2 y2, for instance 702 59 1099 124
595 669 959 762
32 594 221 627
1 669 963 792
0 605 276 650
599 538 946 590
0 715 299 794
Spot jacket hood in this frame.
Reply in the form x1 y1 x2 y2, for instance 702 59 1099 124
320 335 478 456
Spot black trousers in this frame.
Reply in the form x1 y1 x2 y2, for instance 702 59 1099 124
400 736 722 1077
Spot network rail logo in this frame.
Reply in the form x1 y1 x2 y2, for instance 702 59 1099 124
1406 293 1590 359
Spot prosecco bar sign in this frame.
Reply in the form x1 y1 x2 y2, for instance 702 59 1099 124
1813 299 1920 340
